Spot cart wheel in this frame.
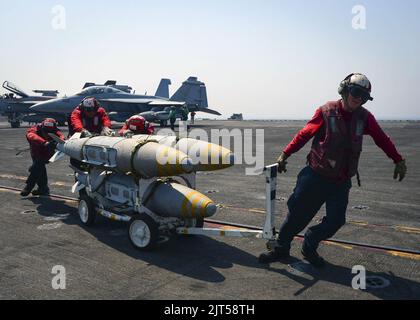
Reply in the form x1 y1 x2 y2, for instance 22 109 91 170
78 195 96 226
128 213 158 251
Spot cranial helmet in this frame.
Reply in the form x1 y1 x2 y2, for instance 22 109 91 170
127 115 147 132
338 73 373 101
80 97 100 111
40 118 58 132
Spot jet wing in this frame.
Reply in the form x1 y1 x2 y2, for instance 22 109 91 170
189 106 222 116
9 101 42 105
99 97 221 115
99 98 185 106
148 100 185 106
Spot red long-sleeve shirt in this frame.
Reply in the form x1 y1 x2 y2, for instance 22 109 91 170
70 106 111 134
27 125 65 162
283 101 403 165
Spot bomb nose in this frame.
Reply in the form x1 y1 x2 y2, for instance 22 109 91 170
204 202 217 217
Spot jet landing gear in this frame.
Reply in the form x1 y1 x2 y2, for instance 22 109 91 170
10 120 21 128
8 113 22 128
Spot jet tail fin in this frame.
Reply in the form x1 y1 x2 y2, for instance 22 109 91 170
170 77 218 113
155 78 171 98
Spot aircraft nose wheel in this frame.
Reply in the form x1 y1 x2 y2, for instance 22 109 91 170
128 213 158 251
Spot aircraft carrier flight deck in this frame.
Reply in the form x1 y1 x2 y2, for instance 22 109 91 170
0 118 419 300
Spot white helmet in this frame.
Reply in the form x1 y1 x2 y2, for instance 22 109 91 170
348 73 372 92
80 97 99 111
339 73 373 101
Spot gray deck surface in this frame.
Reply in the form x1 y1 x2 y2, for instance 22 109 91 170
0 119 419 300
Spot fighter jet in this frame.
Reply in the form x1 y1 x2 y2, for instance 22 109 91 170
30 77 221 125
137 77 222 126
0 81 64 128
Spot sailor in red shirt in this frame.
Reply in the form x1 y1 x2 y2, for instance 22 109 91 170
68 97 114 170
69 97 113 137
21 118 65 197
259 73 407 267
118 115 155 138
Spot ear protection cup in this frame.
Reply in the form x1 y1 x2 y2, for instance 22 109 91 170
338 73 355 96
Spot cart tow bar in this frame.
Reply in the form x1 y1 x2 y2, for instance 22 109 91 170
176 164 279 242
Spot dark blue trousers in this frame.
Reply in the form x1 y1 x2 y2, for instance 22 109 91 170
170 118 176 131
277 166 351 251
25 159 49 192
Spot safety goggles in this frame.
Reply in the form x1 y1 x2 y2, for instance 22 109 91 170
348 86 372 101
41 120 57 131
43 122 56 128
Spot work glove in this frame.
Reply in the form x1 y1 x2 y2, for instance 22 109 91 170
81 129 93 138
44 141 57 150
277 152 289 174
393 159 407 182
122 130 134 138
101 127 115 137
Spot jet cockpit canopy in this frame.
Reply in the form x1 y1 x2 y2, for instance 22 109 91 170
2 81 29 98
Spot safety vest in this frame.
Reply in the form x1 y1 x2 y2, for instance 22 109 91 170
307 101 368 181
82 115 100 132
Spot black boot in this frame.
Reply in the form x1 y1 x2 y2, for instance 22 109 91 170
20 186 32 197
301 241 325 268
258 247 290 264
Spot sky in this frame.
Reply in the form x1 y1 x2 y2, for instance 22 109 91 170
1 0 419 119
